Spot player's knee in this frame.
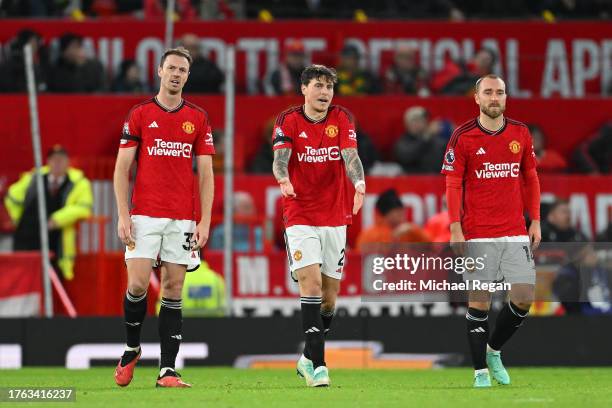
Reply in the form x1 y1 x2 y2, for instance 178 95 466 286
162 279 184 298
127 283 148 296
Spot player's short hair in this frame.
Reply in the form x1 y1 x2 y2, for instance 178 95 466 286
474 74 505 93
300 64 338 86
160 47 193 68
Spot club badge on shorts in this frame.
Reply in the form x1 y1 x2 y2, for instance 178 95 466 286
293 250 303 261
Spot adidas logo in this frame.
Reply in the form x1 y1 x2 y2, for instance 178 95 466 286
125 322 141 327
476 147 486 155
470 327 486 333
299 131 308 139
148 121 159 128
305 327 320 334
170 334 182 340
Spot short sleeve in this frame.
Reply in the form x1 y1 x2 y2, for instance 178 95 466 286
119 107 141 148
521 127 537 172
339 108 357 150
440 134 466 177
272 114 295 151
194 113 215 155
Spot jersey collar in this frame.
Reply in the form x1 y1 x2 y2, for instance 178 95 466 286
153 96 185 113
476 117 506 136
301 105 329 124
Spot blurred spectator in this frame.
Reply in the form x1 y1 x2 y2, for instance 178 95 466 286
383 45 428 95
3 145 93 280
424 199 450 243
528 124 567 173
47 33 105 93
434 47 497 95
249 118 275 173
336 44 380 96
178 33 224 94
265 39 307 96
209 191 263 251
572 122 612 174
553 243 612 315
392 106 446 173
357 189 429 251
181 259 226 317
541 198 587 243
144 0 197 19
356 127 380 174
111 59 148 93
0 29 48 93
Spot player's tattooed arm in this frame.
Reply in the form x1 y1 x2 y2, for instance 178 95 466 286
342 148 366 214
341 148 365 186
273 148 296 198
272 148 292 181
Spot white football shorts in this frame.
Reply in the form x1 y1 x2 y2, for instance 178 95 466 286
284 225 347 281
124 215 200 267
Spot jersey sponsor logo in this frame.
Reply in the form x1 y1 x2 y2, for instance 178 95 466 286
325 125 338 138
475 162 520 179
509 140 521 154
298 131 308 139
123 122 130 135
348 129 357 141
182 121 195 134
476 147 486 155
297 146 341 163
444 148 455 164
293 250 302 261
148 121 159 128
205 131 214 146
147 138 192 158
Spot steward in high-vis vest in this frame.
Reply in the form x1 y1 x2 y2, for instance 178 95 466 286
4 145 93 280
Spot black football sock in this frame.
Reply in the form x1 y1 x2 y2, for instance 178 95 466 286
121 290 147 366
466 307 489 370
489 301 529 351
159 297 183 372
304 308 335 360
301 296 325 368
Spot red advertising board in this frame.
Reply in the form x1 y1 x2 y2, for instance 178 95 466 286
0 20 610 96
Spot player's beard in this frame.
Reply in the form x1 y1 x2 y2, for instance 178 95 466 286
480 103 505 119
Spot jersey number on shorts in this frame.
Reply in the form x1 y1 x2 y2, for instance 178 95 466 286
183 232 195 251
338 248 346 267
522 245 533 262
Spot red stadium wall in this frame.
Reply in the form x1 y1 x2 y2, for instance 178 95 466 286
1 95 611 183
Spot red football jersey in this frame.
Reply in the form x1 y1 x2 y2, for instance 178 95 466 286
272 105 357 227
119 97 215 221
441 117 537 240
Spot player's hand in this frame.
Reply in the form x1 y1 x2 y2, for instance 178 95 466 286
117 214 135 249
529 220 541 251
353 183 365 215
449 223 466 257
278 177 296 198
193 220 210 251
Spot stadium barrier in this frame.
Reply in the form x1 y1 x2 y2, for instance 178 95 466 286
1 316 611 368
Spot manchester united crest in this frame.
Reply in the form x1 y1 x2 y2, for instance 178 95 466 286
325 125 338 138
182 121 195 134
509 140 521 154
293 250 303 261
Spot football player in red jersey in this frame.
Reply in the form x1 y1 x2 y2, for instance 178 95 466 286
113 47 215 388
272 65 366 387
441 75 541 388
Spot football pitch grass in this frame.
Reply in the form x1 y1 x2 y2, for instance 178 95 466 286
1 367 610 407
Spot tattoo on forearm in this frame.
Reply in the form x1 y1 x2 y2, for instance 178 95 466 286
273 148 292 180
341 148 365 185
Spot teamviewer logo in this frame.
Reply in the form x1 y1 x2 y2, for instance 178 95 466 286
148 138 192 158
475 162 520 179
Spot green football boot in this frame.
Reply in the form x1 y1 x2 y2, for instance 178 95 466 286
487 350 511 385
473 370 492 388
296 354 314 386
311 366 330 387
